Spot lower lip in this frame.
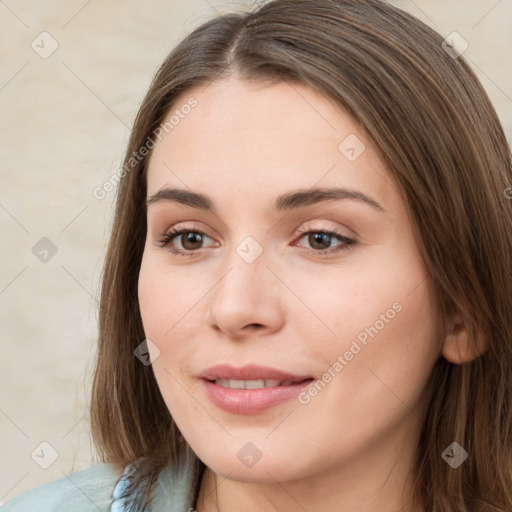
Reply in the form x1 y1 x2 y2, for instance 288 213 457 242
201 379 313 415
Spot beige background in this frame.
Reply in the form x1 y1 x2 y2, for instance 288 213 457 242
1 0 511 504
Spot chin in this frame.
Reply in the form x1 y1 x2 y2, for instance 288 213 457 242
197 444 315 484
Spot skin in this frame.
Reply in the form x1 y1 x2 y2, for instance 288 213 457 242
138 76 475 512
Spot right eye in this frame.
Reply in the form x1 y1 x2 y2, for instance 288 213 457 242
156 226 218 256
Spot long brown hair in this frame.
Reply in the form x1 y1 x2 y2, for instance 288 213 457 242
90 0 512 509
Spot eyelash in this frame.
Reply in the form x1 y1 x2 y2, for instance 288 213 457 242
156 224 356 258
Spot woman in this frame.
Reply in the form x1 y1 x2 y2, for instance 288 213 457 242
4 0 511 510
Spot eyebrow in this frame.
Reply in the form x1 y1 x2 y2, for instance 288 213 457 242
146 187 384 212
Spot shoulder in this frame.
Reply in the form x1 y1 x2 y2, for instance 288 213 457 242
111 454 201 511
1 462 124 512
151 455 200 511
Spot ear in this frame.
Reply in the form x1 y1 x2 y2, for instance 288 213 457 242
441 313 488 364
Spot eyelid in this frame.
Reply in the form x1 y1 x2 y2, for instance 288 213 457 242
295 220 354 238
157 223 216 247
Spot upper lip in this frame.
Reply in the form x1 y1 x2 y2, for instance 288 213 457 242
200 364 313 382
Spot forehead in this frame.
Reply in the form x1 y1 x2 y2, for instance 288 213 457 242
146 77 397 212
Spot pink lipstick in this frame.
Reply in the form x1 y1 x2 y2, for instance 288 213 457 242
200 364 314 414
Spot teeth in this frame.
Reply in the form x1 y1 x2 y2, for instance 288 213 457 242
214 379 283 389
244 379 267 389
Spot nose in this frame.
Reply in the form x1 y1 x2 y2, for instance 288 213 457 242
206 249 285 340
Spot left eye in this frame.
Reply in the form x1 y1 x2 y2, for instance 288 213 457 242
156 227 356 256
294 229 356 254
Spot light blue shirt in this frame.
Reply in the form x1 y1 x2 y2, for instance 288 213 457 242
1 456 197 511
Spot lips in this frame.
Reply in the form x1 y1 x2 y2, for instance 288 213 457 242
199 364 314 414
200 364 313 383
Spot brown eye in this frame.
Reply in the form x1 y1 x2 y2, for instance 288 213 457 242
295 227 356 255
157 228 216 256
179 232 204 250
307 232 335 250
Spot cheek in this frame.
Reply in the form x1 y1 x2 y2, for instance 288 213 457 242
138 260 170 341
284 246 435 348
138 252 203 345
288 245 439 405
137 257 199 411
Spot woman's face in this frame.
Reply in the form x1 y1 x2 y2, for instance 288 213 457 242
138 77 441 486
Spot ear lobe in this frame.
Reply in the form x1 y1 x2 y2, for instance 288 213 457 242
441 314 488 364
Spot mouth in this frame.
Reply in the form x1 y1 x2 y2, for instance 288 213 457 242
210 378 311 389
200 363 313 383
199 364 315 414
